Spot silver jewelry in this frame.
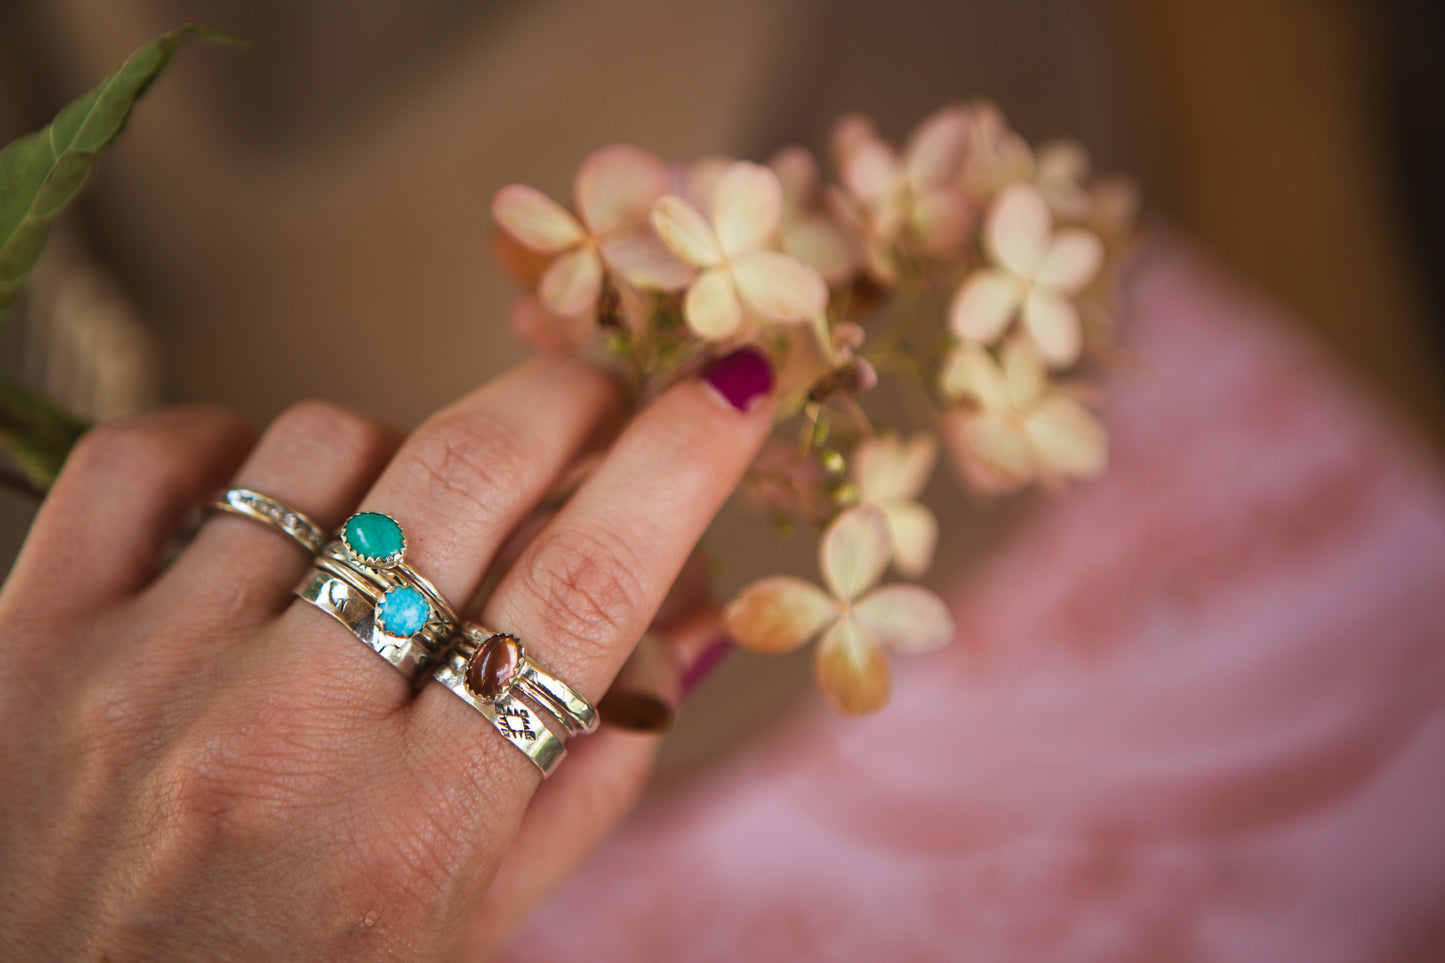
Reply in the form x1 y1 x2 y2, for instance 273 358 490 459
430 624 597 777
331 512 460 629
208 488 325 553
295 566 450 683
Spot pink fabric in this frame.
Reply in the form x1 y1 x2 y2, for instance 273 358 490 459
509 242 1445 962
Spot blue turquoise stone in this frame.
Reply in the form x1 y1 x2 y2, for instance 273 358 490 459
377 585 429 637
343 512 405 565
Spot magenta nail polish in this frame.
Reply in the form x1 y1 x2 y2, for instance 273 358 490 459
681 638 733 698
701 347 774 412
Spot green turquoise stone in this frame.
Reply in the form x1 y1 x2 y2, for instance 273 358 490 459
343 512 405 565
376 585 429 637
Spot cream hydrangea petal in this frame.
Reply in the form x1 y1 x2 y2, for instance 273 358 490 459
987 183 1052 277
492 185 586 253
852 583 954 652
684 265 743 338
724 576 840 654
1035 229 1104 292
506 294 596 353
912 187 973 258
783 215 858 284
881 501 938 578
904 105 971 188
599 232 694 290
948 268 1025 344
941 408 1020 496
537 247 603 318
854 434 937 502
815 615 891 715
652 195 724 267
770 146 819 215
821 504 892 603
1022 288 1083 367
575 144 672 235
712 162 784 258
963 411 1039 488
732 250 829 323
1024 396 1108 480
841 139 902 209
939 342 1010 410
1001 338 1047 410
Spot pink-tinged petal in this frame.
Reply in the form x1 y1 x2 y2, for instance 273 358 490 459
948 268 1025 344
881 501 938 578
816 615 891 715
770 146 820 213
820 504 892 603
783 214 859 285
575 144 672 235
852 583 954 652
904 105 971 188
841 139 902 209
962 411 1038 488
1024 396 1108 480
712 162 784 258
941 408 1021 496
938 342 1009 410
854 433 937 502
912 187 973 258
684 266 743 339
651 195 723 267
492 185 585 253
1022 288 1083 367
682 156 732 211
830 113 877 169
987 183 1052 277
732 250 829 323
599 231 694 290
1001 338 1047 410
491 228 552 288
537 246 603 318
1035 229 1104 292
507 294 596 353
724 576 839 654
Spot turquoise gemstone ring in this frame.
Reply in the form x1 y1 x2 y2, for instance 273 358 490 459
331 512 459 629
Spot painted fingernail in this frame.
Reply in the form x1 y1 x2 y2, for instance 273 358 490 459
681 637 733 698
701 346 774 412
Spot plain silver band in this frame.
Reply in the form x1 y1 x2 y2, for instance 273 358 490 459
295 567 448 683
432 631 567 777
208 488 325 554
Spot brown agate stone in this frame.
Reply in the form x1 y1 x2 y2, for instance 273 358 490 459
467 633 521 699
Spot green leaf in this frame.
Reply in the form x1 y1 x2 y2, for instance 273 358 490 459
0 372 89 490
0 24 242 323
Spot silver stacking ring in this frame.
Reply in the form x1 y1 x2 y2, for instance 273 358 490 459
431 624 598 777
208 488 325 553
295 512 457 683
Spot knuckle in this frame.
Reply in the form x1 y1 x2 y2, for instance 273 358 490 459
403 414 537 522
269 399 391 465
513 526 648 660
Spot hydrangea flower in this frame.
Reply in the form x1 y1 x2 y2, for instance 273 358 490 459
725 505 955 714
851 433 939 577
961 102 1091 216
831 106 973 279
940 339 1107 494
948 183 1103 367
651 161 829 339
770 146 859 285
492 144 692 329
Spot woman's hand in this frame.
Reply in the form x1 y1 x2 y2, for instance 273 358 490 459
0 349 775 961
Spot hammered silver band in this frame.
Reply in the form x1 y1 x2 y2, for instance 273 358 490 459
208 488 325 553
295 566 449 681
429 623 598 776
317 539 460 634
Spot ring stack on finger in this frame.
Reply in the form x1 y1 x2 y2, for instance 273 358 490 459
299 512 457 683
207 491 599 775
431 625 598 777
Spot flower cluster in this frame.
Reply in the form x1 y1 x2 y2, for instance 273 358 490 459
490 103 1138 714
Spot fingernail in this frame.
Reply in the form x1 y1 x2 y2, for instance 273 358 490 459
701 346 774 412
681 637 733 698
